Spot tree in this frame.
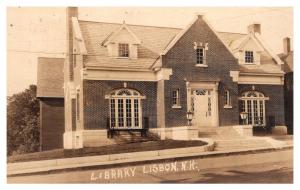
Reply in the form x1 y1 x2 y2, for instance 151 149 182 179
7 85 40 156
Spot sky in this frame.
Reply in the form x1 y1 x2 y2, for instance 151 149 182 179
7 7 293 96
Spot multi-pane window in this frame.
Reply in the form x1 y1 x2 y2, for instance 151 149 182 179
239 91 268 126
224 90 231 107
245 51 254 63
119 43 129 57
196 47 205 64
172 89 180 107
107 89 143 128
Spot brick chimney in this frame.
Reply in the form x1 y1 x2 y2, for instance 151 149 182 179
247 23 261 34
283 37 291 54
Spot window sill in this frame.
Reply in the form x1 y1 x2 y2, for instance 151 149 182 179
241 63 258 65
224 105 232 109
116 57 130 59
172 105 182 109
195 64 208 67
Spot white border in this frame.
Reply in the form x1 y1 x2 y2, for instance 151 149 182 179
1 0 298 190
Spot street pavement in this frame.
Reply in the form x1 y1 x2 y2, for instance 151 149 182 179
7 149 293 183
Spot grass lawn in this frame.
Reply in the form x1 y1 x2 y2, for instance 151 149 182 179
8 140 207 163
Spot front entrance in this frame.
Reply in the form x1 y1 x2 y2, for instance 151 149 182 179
192 89 214 126
187 81 219 127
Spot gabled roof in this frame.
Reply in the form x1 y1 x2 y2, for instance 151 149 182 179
102 22 142 46
77 17 283 71
229 34 264 52
78 20 181 70
37 57 64 98
161 15 235 56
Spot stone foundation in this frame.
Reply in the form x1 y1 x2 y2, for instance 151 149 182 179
149 126 198 140
63 130 114 149
232 125 253 137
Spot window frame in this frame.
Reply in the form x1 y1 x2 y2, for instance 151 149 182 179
172 89 181 108
118 43 130 58
244 50 254 64
106 88 145 129
195 46 207 67
239 91 269 126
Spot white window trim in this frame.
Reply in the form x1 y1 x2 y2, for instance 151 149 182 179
195 64 208 67
106 88 145 129
243 50 255 64
195 46 207 66
172 89 181 109
239 91 268 126
118 43 130 58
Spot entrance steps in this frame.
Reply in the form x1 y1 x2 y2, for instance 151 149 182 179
112 131 159 144
198 126 287 151
198 126 244 140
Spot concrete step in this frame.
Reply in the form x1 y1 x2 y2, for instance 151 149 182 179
198 126 245 140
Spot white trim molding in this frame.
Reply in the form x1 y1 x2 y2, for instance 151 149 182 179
230 71 240 82
186 81 219 127
71 17 87 55
238 72 284 85
82 67 173 82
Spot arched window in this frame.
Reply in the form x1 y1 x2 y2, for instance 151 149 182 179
105 88 145 129
239 91 269 126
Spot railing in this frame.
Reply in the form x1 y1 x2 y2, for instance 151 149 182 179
106 117 149 138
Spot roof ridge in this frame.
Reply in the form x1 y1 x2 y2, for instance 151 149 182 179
217 31 247 35
78 19 183 30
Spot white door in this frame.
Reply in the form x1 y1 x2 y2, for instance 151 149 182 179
192 89 214 127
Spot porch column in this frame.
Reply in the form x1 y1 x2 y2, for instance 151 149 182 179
157 79 166 139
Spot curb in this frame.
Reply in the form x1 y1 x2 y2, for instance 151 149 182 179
7 138 215 176
7 144 292 177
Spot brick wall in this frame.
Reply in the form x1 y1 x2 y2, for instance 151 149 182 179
238 84 285 126
162 16 240 127
40 98 64 150
83 80 157 129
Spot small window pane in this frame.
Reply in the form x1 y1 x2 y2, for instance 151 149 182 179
196 48 205 64
172 89 180 106
119 43 129 57
245 51 254 63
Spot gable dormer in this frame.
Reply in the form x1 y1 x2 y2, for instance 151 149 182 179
102 22 141 59
231 24 264 65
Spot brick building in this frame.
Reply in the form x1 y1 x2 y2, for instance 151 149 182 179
37 8 287 150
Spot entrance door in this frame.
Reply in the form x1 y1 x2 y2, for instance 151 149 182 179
192 89 214 127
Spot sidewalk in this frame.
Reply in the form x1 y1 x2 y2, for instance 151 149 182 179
7 136 292 176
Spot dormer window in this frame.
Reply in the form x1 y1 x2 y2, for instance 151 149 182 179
245 51 254 63
119 43 129 57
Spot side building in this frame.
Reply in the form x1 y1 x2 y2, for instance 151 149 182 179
37 57 65 150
